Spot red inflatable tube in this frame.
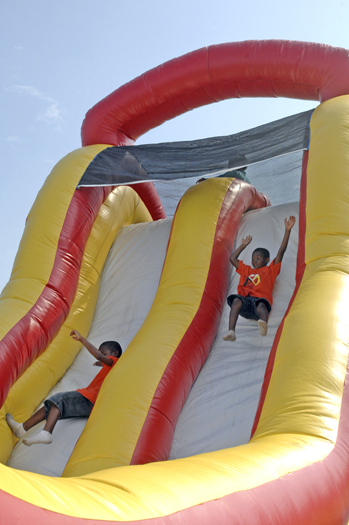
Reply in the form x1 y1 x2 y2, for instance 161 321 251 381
0 186 112 409
129 181 166 221
81 41 349 147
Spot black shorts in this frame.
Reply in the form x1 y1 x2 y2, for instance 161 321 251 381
44 391 93 420
227 294 271 321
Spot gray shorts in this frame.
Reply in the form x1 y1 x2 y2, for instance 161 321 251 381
44 391 93 420
227 294 271 321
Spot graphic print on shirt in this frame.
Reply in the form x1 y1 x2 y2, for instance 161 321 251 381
243 273 261 289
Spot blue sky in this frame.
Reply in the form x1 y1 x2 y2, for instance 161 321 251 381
1 0 349 292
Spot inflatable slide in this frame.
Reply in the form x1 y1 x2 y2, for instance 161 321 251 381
1 40 349 524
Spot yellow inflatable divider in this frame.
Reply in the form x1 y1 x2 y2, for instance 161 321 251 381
62 177 236 476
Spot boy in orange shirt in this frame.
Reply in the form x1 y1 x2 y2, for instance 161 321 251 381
223 216 296 342
6 330 122 445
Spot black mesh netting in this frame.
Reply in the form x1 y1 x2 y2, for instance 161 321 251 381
78 109 312 190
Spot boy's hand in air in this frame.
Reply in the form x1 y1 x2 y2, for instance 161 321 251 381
241 235 252 247
70 330 82 341
285 216 296 231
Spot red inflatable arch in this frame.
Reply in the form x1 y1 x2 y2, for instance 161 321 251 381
81 40 349 147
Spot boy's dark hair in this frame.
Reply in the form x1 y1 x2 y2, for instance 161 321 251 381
100 341 122 358
253 247 270 259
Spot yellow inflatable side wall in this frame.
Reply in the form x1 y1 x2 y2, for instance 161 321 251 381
0 146 152 464
253 95 349 444
0 146 107 340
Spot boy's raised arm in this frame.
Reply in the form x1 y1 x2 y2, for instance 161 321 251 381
230 235 252 268
70 330 113 366
275 216 296 264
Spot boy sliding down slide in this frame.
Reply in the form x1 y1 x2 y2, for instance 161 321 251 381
223 216 296 342
6 330 122 445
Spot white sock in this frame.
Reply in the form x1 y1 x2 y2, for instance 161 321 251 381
223 330 237 342
23 430 53 446
258 320 268 336
6 414 26 439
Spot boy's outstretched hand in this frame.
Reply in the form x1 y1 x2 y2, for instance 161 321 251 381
70 330 82 341
285 216 296 230
275 216 296 264
230 235 253 269
241 235 252 246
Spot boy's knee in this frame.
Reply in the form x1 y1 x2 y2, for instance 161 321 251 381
231 297 243 311
256 301 269 317
256 301 267 311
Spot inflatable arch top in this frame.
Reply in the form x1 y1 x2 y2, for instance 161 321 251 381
81 40 349 146
1 40 349 524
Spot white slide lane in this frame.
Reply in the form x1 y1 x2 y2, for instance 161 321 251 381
7 201 298 477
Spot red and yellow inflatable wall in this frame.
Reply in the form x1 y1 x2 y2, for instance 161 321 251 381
1 41 349 524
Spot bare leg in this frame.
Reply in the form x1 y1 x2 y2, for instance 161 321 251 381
7 403 61 445
6 407 46 439
223 298 242 341
23 404 61 446
43 404 61 433
6 406 47 440
228 297 243 331
256 302 269 336
22 406 46 431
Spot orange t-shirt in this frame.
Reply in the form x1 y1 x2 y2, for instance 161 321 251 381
236 259 281 306
77 356 118 405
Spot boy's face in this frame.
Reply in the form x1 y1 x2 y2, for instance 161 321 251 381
99 346 116 357
251 251 269 269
